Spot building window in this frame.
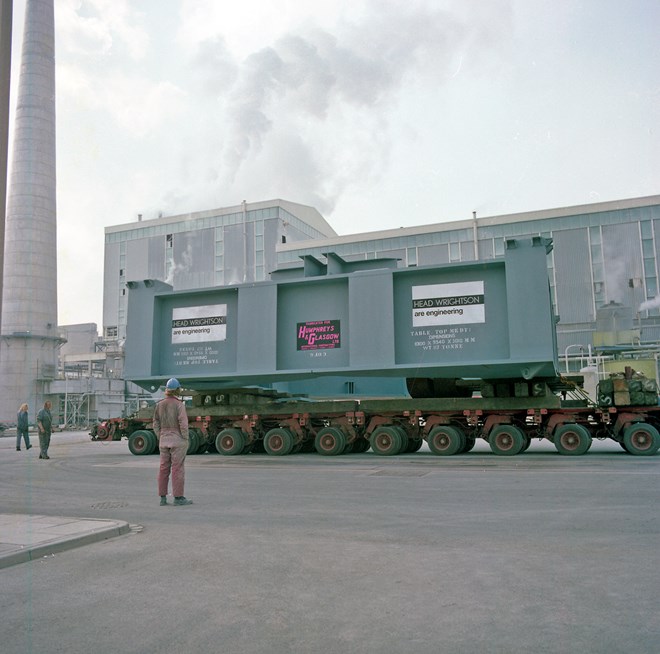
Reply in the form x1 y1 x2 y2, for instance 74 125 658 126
166 234 173 248
105 326 118 338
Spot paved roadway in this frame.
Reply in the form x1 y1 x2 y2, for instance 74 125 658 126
1 430 659 654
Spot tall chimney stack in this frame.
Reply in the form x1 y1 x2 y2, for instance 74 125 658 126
0 0 13 331
0 0 60 421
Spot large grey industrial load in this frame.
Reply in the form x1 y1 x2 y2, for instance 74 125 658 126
124 236 558 391
95 237 660 457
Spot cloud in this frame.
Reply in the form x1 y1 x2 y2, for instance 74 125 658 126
58 0 149 59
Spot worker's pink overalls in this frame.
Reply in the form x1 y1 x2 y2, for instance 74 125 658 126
153 395 189 497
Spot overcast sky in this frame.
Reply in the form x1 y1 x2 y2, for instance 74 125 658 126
7 0 660 327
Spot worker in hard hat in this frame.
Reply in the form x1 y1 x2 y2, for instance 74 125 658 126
153 378 193 506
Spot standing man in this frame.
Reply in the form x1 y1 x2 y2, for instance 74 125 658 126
36 400 52 459
16 403 32 451
153 378 193 506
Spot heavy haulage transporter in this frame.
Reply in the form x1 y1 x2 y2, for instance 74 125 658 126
92 237 660 457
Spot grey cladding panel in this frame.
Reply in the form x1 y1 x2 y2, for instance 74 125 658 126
224 223 246 285
126 239 149 281
393 263 509 365
349 273 395 368
276 279 349 371
158 289 238 376
418 244 449 266
173 229 214 290
103 242 121 327
602 223 643 308
553 229 593 323
237 284 277 372
148 236 165 280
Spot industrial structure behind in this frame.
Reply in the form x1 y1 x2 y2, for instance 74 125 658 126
93 237 660 457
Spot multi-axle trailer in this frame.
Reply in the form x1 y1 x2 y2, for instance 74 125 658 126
91 376 660 457
92 237 660 457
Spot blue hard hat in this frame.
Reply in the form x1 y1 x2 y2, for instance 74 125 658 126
165 377 181 390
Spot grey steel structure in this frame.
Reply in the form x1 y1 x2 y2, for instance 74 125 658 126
0 0 59 423
124 238 557 391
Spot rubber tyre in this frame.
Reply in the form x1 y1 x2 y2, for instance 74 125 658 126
128 429 156 456
393 426 410 454
623 423 660 456
370 426 403 455
489 425 525 456
428 425 465 456
186 430 199 455
264 428 295 456
189 427 207 454
315 427 347 456
351 438 370 453
147 430 159 455
554 424 592 455
405 438 424 453
216 428 246 455
462 436 476 453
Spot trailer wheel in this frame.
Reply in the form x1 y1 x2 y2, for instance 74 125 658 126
489 425 525 456
216 428 245 455
186 430 200 455
405 438 424 453
554 424 592 455
352 438 371 453
393 426 411 453
428 425 465 456
315 427 346 456
462 436 476 453
128 430 156 456
188 428 206 454
264 428 295 456
300 439 316 453
95 424 110 441
623 423 660 456
370 426 403 455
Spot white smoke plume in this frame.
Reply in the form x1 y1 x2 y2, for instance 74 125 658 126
639 297 660 312
164 0 513 216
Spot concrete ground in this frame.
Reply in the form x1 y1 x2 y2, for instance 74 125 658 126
1 430 659 654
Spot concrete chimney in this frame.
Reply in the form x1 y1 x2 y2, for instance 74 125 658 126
0 0 60 421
